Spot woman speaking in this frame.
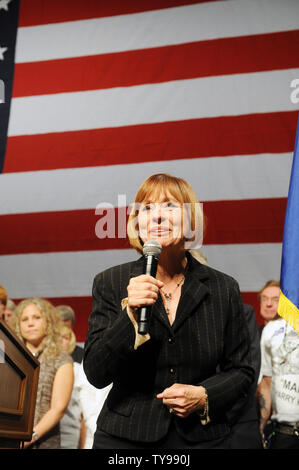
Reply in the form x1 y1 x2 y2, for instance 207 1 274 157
83 173 253 449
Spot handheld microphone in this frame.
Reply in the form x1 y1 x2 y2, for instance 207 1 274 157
138 240 162 335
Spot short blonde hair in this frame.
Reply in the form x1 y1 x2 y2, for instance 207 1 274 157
60 325 76 355
127 173 204 253
10 298 64 360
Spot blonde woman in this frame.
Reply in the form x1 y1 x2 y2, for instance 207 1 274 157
84 173 253 449
60 325 77 355
10 298 74 448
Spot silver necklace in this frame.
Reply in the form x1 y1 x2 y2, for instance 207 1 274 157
161 275 185 314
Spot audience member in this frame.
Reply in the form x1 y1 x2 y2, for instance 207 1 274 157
258 281 299 449
56 305 84 363
0 285 8 320
10 298 73 448
258 280 280 337
3 298 16 324
76 363 112 449
59 325 86 449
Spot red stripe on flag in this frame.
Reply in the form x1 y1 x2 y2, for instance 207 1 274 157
18 0 224 26
0 198 286 256
1 208 130 255
205 198 286 245
13 31 299 98
3 111 297 173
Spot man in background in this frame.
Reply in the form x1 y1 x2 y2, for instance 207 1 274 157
258 281 299 449
258 280 280 337
56 304 84 363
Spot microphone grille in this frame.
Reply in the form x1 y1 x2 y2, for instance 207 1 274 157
142 240 162 257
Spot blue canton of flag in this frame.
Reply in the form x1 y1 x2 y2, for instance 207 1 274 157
278 115 299 333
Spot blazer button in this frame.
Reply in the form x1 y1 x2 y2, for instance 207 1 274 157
170 368 175 374
168 337 174 343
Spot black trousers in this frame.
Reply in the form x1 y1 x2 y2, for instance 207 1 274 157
229 420 263 449
93 424 230 449
270 431 299 449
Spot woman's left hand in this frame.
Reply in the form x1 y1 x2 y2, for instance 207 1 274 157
157 383 206 418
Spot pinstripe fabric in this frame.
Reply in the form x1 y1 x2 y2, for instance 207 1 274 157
83 253 254 443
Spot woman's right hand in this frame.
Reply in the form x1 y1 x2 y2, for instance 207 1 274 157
127 275 164 320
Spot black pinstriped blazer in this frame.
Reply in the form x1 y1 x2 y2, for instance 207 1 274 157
83 253 254 443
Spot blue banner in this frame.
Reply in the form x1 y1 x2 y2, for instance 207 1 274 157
278 115 299 332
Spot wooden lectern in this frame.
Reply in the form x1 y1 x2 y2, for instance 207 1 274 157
0 320 40 449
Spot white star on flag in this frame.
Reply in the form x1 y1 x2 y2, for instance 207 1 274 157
0 46 7 60
0 0 12 11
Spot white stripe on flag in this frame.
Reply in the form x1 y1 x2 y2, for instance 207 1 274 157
15 0 299 63
1 243 282 298
0 153 292 215
8 69 299 136
202 243 282 293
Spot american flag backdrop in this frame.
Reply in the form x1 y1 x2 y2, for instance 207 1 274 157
0 0 299 342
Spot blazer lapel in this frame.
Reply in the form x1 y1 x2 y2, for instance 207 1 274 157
151 254 211 332
173 257 210 332
129 254 210 333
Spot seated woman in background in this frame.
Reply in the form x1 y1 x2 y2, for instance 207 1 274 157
10 298 73 448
